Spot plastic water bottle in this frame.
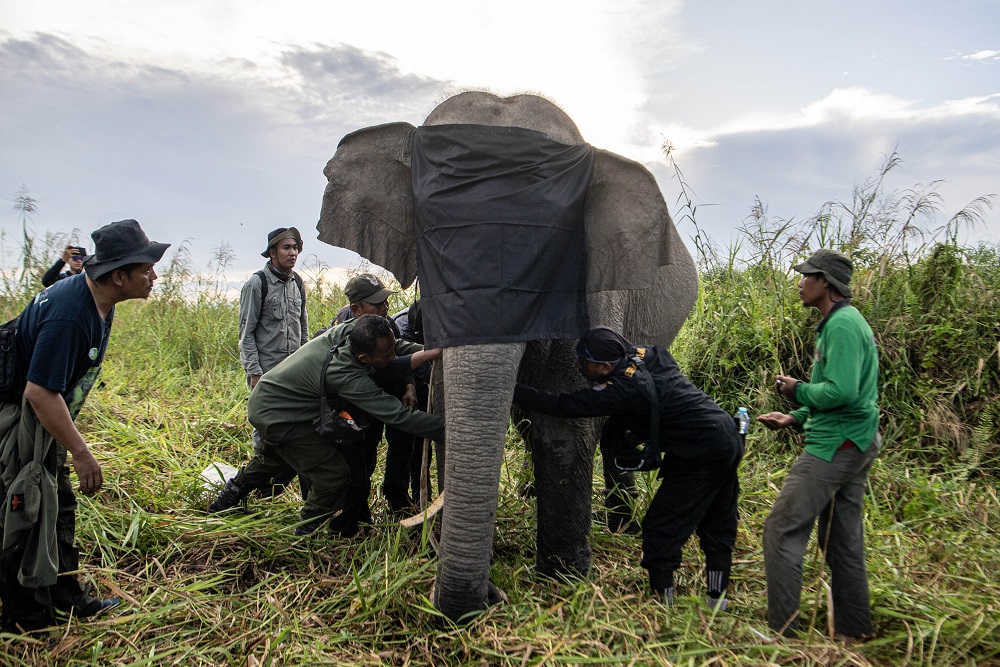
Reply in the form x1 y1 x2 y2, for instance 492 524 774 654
737 407 750 435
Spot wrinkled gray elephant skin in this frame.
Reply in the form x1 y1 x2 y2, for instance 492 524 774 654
318 92 698 623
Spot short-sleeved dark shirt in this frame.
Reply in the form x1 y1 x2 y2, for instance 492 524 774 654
14 273 112 417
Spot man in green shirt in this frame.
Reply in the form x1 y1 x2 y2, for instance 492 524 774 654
757 249 881 642
213 314 443 536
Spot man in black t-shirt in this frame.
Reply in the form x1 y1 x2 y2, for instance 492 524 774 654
0 219 169 634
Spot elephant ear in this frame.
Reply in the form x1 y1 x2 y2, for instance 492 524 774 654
317 122 419 288
583 149 677 292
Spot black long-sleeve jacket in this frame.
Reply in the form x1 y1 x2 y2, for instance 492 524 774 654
513 345 739 464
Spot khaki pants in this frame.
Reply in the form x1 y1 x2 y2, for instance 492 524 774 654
763 433 882 637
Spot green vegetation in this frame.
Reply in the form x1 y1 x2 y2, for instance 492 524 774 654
1 164 998 665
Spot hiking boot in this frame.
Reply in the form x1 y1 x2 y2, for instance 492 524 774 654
54 596 121 621
293 519 323 536
654 586 675 606
77 597 121 619
706 596 728 611
208 480 249 513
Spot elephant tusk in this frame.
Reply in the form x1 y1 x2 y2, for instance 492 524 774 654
399 490 445 529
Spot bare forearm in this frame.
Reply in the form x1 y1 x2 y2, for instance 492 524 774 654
24 381 103 494
410 348 441 369
24 382 87 454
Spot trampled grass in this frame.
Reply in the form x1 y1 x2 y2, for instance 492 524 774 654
2 164 999 665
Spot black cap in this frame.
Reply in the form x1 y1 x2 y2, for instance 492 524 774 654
577 326 632 363
344 273 394 304
83 220 170 280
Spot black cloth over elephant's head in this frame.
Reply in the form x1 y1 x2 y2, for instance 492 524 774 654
317 92 685 348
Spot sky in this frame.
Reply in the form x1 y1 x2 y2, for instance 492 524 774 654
1 0 998 288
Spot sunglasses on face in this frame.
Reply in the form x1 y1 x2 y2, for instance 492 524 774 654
576 340 599 363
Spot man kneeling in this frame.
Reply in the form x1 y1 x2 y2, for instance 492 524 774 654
213 314 443 536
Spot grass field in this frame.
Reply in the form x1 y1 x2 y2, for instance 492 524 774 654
1 168 998 665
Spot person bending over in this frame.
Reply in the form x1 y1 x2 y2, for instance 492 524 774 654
512 326 743 609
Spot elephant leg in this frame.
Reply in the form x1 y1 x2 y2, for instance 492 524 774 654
433 342 524 623
530 412 595 578
517 339 596 578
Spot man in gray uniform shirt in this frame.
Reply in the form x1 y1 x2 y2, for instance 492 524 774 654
240 227 309 392
211 228 308 510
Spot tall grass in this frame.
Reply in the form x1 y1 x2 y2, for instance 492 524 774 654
1 164 998 665
673 153 999 472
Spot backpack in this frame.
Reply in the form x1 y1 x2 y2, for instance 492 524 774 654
256 269 306 320
0 316 21 402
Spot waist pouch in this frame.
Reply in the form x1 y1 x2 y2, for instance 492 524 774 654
314 396 370 446
311 344 370 446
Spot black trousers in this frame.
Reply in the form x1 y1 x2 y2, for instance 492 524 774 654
639 440 743 594
599 419 640 530
326 417 378 536
0 445 101 632
382 381 431 512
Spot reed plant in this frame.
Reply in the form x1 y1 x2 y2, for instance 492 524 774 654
1 165 997 665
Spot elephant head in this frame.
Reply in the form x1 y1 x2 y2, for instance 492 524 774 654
318 92 697 622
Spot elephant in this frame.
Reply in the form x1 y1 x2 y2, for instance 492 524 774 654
317 91 698 622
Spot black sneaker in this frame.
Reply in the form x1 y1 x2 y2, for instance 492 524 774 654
79 597 121 619
57 597 121 620
208 480 248 513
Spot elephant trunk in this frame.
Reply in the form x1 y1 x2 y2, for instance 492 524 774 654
433 343 525 622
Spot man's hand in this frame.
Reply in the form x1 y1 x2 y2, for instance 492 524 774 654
23 381 103 495
774 374 799 401
402 384 418 408
249 374 263 389
60 245 76 263
757 412 797 430
72 448 104 496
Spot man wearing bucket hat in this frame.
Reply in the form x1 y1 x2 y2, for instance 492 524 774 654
209 228 310 512
0 219 169 633
241 227 309 393
757 248 881 642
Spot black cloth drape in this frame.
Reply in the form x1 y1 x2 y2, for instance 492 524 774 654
411 124 595 347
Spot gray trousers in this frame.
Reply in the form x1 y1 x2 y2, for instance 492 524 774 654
763 433 882 638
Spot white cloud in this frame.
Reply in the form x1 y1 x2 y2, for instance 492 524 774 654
658 88 1000 159
964 50 1000 61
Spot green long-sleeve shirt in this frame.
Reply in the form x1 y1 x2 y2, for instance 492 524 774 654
249 319 444 445
791 301 880 461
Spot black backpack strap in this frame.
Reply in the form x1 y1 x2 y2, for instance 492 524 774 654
633 356 660 458
313 342 368 439
613 355 662 472
255 270 269 322
0 316 21 400
293 271 305 318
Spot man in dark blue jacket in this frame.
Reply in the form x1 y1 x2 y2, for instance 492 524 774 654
513 327 743 608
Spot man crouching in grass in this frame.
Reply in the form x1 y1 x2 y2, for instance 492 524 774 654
0 220 169 634
212 314 444 537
